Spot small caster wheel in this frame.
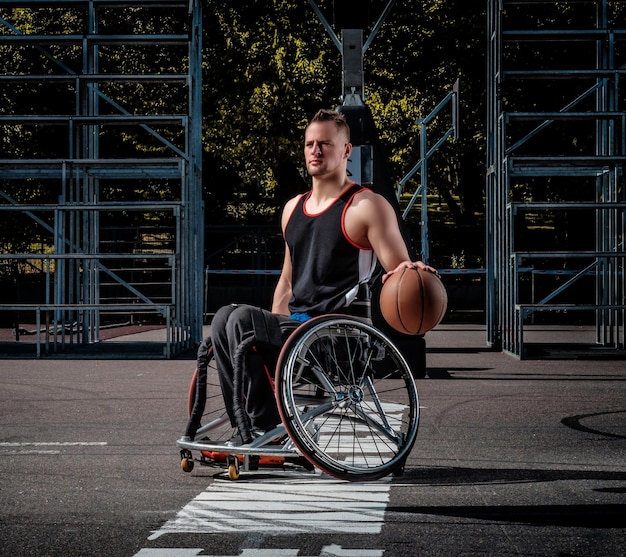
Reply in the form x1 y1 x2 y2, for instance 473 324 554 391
181 457 194 472
227 455 240 480
180 449 194 472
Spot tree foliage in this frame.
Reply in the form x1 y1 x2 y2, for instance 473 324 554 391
200 1 340 222
1 0 487 246
194 0 489 228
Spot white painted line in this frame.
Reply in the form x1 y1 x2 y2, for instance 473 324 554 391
132 550 204 557
133 545 383 557
1 450 61 455
0 442 108 455
318 546 384 557
149 476 390 540
0 442 108 446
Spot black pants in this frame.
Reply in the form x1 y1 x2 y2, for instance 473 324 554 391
200 304 299 431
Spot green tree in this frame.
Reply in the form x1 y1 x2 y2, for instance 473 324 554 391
200 1 340 223
1 0 489 259
199 0 487 244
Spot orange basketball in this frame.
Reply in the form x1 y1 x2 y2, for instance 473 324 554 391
379 267 447 335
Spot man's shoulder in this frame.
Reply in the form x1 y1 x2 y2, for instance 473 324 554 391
351 186 385 205
281 192 307 228
346 187 395 227
285 191 307 209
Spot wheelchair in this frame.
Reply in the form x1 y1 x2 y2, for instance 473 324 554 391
177 313 420 482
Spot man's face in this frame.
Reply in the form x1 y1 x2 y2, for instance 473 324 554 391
304 121 351 178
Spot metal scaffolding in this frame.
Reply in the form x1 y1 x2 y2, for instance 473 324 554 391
0 0 203 357
486 0 625 358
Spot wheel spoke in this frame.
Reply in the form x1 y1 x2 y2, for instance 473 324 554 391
276 316 419 481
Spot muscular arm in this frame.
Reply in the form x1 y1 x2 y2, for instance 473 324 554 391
271 246 293 315
346 190 437 280
368 196 412 271
271 196 299 315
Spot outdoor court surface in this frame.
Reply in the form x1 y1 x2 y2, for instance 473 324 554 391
1 324 624 557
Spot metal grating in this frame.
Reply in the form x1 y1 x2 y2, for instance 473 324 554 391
486 0 625 358
0 0 203 358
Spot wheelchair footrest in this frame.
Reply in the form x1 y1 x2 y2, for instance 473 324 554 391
200 449 285 466
176 436 298 458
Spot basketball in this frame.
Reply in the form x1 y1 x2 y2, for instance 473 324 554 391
379 267 448 335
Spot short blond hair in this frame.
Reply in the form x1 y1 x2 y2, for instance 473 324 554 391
307 109 350 141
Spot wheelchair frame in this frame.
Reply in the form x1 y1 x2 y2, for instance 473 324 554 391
177 314 420 481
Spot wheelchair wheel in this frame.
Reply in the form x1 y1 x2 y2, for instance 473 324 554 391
275 315 419 481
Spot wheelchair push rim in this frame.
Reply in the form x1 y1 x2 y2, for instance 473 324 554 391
274 315 420 482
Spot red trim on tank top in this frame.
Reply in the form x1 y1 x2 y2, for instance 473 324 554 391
341 187 374 251
282 193 306 238
301 182 357 217
285 184 373 251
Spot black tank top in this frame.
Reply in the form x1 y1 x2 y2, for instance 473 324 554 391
285 183 377 315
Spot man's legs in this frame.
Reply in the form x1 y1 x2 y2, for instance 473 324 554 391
210 303 297 431
208 304 239 427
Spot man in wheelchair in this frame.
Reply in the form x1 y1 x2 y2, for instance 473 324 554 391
199 108 436 446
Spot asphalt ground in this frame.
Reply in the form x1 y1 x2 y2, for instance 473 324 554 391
1 324 624 557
